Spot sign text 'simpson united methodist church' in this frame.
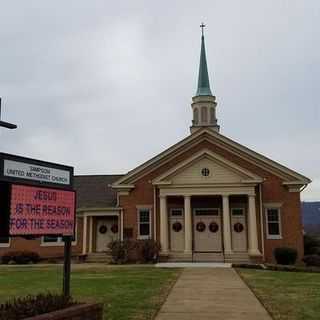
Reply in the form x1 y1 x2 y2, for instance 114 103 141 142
4 159 70 185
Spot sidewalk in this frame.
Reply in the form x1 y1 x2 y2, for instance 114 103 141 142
155 268 271 320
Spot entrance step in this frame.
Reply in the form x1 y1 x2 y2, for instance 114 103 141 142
168 252 192 262
193 252 224 262
224 252 250 264
85 252 112 263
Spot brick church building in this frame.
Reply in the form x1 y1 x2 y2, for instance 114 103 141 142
0 32 311 263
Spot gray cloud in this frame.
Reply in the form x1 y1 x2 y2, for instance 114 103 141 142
0 0 319 200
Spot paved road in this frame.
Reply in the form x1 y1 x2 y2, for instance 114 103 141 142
155 268 272 320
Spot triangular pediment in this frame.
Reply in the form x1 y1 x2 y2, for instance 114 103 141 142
113 128 310 187
153 149 262 185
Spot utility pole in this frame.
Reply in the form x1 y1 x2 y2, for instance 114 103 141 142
0 98 17 129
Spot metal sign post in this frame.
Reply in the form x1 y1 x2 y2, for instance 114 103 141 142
63 236 72 298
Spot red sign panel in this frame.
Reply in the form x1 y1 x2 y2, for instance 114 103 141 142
10 184 75 236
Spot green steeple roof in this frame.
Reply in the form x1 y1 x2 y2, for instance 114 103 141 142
196 33 213 96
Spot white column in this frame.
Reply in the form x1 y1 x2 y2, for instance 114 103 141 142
248 194 261 256
159 195 169 253
184 195 192 254
222 195 232 254
88 216 93 253
82 215 87 255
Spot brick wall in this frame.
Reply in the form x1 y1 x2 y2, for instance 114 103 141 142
24 303 103 320
119 137 304 263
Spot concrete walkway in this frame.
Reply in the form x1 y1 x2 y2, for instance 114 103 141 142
155 268 271 320
156 262 231 268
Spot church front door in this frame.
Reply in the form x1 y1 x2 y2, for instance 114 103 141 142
193 208 222 252
96 217 119 252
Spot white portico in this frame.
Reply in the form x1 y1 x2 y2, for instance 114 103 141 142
153 149 263 262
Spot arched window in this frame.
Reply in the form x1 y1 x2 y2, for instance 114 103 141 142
210 108 215 124
193 108 199 124
201 107 208 123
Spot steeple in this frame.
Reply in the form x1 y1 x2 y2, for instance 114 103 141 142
190 23 219 134
196 24 213 96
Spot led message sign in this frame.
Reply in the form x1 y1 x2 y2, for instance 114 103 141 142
10 184 75 236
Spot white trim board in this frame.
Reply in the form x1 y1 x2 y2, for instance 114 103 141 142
113 129 310 187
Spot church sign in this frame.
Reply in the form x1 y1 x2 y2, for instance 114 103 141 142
10 184 75 236
0 153 75 237
0 152 75 297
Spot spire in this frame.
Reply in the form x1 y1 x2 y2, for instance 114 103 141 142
190 23 219 134
196 23 213 96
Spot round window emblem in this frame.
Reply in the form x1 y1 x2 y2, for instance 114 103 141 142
201 168 210 177
172 222 182 232
234 223 244 233
111 224 118 234
196 222 206 232
99 225 107 234
209 222 219 233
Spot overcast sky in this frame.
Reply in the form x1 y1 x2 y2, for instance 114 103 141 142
0 1 319 201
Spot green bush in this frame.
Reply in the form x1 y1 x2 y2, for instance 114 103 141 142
274 247 297 265
308 247 320 255
108 240 137 264
138 239 161 263
303 255 320 267
0 293 76 320
108 239 161 264
1 251 40 265
304 234 320 255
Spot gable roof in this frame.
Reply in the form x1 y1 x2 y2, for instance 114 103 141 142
74 174 123 209
113 129 311 187
153 149 263 185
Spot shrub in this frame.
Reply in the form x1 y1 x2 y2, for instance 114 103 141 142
108 239 161 264
108 240 137 264
308 247 320 255
138 240 161 263
304 234 320 255
274 247 297 265
303 255 320 267
232 263 264 270
1 251 40 265
0 293 76 320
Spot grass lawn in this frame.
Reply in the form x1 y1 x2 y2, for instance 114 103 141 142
0 265 180 320
238 269 320 320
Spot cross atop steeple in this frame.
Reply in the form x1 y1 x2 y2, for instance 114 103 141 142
200 22 206 37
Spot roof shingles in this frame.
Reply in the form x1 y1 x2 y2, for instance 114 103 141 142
74 175 123 209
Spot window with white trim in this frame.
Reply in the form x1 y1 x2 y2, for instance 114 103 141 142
193 108 199 125
43 235 61 243
138 208 151 239
41 225 77 246
209 107 215 124
0 236 10 247
265 208 282 239
194 208 220 216
170 208 183 217
231 208 244 216
201 106 208 123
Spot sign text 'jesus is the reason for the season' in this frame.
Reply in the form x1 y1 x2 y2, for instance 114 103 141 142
10 184 75 236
